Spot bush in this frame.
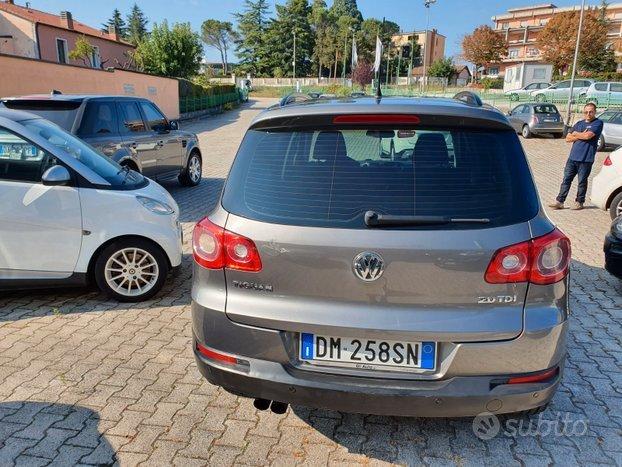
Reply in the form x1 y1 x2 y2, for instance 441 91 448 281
480 77 504 90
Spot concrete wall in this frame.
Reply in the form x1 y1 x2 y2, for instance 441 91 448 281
37 24 134 68
0 11 37 58
0 54 180 118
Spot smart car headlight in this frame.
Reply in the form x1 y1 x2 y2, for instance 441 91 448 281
136 196 174 215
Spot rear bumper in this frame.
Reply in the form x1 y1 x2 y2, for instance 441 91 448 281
530 123 565 134
195 347 562 417
191 298 568 417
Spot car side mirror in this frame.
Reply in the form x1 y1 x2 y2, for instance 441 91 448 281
41 165 71 186
168 120 179 131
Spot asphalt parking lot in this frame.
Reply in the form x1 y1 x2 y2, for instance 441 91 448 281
0 97 620 466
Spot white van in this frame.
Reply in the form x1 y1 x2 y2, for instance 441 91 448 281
0 108 182 302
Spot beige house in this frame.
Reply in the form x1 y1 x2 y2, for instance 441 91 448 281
489 3 622 77
391 28 446 77
0 0 135 69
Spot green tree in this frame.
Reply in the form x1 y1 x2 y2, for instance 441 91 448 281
102 8 127 38
126 3 148 45
263 0 313 77
234 0 271 75
428 57 454 78
330 0 362 24
201 20 237 75
68 35 95 67
310 0 329 77
134 21 203 78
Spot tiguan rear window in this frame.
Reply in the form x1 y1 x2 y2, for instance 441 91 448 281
222 127 539 229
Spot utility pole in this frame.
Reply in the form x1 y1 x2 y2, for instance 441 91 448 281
385 43 391 85
293 30 297 80
397 45 402 83
422 0 437 91
342 28 349 84
408 32 415 85
565 0 586 130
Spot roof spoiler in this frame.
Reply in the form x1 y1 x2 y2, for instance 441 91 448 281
453 91 483 107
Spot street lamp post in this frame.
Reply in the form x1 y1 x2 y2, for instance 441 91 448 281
293 30 296 81
342 28 349 84
422 0 436 91
565 0 586 131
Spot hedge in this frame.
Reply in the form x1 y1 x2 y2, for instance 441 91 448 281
178 78 237 98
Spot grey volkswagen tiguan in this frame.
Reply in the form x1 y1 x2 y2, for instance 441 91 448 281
191 94 570 417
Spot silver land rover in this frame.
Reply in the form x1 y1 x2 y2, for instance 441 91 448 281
191 93 570 418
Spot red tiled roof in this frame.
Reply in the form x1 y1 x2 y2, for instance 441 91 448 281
0 2 134 47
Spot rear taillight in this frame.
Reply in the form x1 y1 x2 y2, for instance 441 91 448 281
531 115 540 124
604 155 612 166
192 217 262 272
485 228 570 285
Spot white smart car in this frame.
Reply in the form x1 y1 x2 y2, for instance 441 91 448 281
0 108 182 301
591 147 622 219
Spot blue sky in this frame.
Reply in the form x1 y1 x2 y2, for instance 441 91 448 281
29 0 599 62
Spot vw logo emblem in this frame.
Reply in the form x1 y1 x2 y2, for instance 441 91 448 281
352 252 385 282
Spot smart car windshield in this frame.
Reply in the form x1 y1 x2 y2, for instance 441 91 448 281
21 118 145 188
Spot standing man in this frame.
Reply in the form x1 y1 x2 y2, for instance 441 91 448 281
549 102 603 211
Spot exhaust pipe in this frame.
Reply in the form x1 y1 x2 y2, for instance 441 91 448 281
253 398 271 411
270 401 288 414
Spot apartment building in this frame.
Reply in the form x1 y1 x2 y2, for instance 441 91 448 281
391 28 446 77
489 3 622 77
0 0 135 69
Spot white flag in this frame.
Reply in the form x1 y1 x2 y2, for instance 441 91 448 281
373 35 383 72
351 38 358 68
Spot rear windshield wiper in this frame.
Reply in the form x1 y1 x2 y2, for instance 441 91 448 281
364 210 490 227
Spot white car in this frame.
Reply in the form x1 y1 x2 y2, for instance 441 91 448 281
0 108 183 301
591 147 622 219
530 79 594 102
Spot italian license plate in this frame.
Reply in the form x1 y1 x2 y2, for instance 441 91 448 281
299 333 436 371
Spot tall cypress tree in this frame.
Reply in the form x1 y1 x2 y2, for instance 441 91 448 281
264 0 313 77
102 9 127 38
330 0 362 24
126 4 149 45
234 0 271 75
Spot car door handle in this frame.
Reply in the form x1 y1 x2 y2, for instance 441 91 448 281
129 142 137 149
156 141 164 148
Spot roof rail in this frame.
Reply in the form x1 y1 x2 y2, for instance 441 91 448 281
279 92 313 107
453 91 483 107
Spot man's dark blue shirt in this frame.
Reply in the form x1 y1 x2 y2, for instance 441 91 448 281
568 118 604 163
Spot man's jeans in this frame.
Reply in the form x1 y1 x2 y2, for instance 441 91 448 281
556 159 594 204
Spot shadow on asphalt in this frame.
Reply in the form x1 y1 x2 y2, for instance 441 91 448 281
0 253 194 318
0 402 115 464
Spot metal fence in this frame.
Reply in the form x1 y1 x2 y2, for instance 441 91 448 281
179 90 246 114
377 86 618 124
